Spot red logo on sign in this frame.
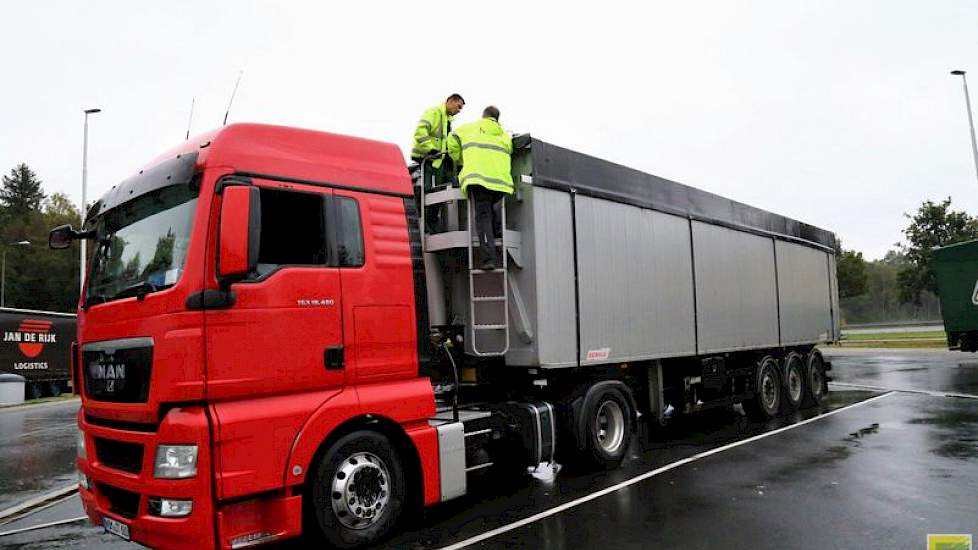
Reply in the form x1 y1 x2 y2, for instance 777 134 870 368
17 319 52 358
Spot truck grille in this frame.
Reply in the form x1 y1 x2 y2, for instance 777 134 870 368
82 340 153 403
95 438 144 474
97 483 141 518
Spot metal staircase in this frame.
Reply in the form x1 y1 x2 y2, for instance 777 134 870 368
417 162 517 357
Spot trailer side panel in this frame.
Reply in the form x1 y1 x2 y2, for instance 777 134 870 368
575 195 695 364
775 241 833 345
692 222 780 353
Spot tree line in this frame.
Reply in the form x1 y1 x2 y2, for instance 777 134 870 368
0 163 81 312
836 197 977 324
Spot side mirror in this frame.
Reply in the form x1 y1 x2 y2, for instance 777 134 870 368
49 225 74 249
218 186 261 282
49 225 94 249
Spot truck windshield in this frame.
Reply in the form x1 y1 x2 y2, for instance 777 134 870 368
86 182 198 305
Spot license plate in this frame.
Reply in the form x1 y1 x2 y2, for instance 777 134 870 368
103 516 130 541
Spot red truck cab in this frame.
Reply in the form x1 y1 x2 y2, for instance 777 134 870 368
69 124 442 549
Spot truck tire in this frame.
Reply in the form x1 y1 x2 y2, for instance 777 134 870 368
781 353 806 413
48 382 63 397
579 385 633 470
26 383 43 400
743 356 781 421
805 350 827 406
309 431 405 549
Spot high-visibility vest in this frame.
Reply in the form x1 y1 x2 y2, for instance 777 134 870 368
411 103 453 168
448 117 514 196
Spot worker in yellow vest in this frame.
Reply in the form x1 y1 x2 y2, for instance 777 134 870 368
411 93 465 187
448 105 513 269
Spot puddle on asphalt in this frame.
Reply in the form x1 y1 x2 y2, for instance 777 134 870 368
932 440 978 459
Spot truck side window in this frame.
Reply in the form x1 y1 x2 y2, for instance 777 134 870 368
335 197 364 267
255 188 327 276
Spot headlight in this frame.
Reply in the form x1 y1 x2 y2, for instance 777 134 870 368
76 430 86 460
154 445 198 479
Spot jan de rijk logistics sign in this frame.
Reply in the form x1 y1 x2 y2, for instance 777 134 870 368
0 309 74 382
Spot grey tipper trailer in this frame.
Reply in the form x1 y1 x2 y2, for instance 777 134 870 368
421 136 838 436
427 138 839 363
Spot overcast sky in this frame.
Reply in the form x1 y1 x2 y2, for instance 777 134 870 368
2 1 977 259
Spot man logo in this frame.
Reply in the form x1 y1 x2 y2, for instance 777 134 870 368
928 534 973 550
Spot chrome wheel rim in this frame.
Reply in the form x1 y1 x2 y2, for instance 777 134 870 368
595 400 625 453
330 452 390 530
761 369 779 410
788 366 803 403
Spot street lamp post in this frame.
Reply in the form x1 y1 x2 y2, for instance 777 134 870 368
81 108 101 295
1 241 31 308
951 70 978 185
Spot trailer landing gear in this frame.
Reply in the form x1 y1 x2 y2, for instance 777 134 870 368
310 431 405 549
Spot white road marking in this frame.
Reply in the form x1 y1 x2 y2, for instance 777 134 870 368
830 381 978 399
0 516 88 537
438 391 897 550
0 484 77 522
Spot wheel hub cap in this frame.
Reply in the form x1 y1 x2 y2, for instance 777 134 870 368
595 400 625 453
330 452 390 530
762 372 778 409
788 368 802 402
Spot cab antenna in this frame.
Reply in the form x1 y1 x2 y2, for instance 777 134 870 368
223 70 243 126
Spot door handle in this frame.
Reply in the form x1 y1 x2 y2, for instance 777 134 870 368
325 346 345 370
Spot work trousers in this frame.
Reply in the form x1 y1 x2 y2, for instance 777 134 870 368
468 185 504 268
414 157 457 233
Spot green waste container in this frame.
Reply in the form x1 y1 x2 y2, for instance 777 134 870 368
933 239 978 351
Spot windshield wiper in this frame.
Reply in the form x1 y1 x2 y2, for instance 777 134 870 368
112 281 160 301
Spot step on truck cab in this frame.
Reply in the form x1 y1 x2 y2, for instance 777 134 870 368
52 122 838 550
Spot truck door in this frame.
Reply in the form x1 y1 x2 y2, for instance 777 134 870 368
204 181 345 399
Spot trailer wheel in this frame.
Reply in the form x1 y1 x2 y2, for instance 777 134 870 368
580 386 633 469
805 350 827 405
47 382 63 398
781 353 806 412
26 383 43 400
309 431 405 549
743 357 781 421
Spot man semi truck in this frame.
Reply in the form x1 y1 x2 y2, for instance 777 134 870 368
50 123 839 549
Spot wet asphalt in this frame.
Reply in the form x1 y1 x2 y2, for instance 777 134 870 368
1 348 976 549
0 399 79 512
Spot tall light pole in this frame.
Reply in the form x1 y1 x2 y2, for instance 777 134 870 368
2 241 31 308
81 108 101 295
951 70 978 185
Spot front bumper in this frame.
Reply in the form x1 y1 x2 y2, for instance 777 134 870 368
78 406 215 550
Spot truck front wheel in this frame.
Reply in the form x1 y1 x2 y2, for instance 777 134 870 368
309 431 405 549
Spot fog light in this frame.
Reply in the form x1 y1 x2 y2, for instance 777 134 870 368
148 497 193 517
154 445 198 479
78 470 89 490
